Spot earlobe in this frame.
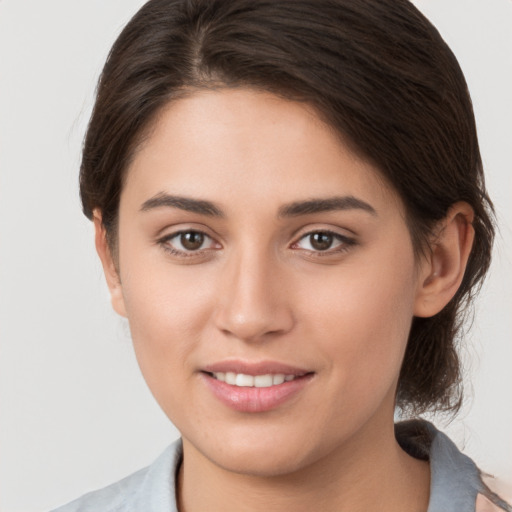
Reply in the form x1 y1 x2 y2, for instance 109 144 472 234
93 210 127 318
414 202 475 318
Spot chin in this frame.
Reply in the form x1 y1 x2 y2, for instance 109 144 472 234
210 445 312 478
186 422 326 478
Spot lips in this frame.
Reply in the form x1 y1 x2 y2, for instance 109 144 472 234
203 360 310 376
200 360 314 413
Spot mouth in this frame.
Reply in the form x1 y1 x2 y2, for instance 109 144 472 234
207 371 306 387
200 362 315 413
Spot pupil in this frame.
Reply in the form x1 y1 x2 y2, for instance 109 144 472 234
181 232 204 250
310 232 333 251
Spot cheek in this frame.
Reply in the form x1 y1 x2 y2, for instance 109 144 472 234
118 254 217 390
300 249 417 398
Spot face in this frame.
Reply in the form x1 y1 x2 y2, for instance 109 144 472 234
106 88 428 476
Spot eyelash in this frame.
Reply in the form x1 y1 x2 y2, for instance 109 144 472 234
291 230 356 256
157 229 356 258
157 230 219 258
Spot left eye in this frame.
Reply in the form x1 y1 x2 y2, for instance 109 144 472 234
295 231 349 252
163 230 216 252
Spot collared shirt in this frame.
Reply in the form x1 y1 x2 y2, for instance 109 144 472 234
51 421 511 512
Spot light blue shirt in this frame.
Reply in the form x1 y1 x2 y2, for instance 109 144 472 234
51 421 511 512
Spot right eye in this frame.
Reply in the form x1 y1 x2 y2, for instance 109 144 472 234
158 230 219 256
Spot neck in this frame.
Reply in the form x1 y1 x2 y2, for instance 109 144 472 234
177 416 430 512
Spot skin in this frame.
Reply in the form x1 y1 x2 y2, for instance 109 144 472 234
95 88 475 511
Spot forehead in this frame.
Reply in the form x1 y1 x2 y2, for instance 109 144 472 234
123 88 401 217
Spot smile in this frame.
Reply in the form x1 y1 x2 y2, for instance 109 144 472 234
201 365 314 413
211 372 301 387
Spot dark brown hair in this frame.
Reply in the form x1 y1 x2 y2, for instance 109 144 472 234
80 0 494 415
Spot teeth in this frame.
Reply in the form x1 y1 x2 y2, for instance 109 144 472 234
254 375 273 387
273 374 285 385
235 373 254 387
212 372 299 387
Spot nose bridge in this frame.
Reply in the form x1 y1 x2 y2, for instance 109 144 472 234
214 242 293 341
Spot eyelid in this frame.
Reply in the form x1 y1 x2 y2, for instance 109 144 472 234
154 221 219 239
290 228 356 255
156 227 222 257
290 222 356 241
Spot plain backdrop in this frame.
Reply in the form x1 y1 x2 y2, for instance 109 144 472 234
0 1 511 511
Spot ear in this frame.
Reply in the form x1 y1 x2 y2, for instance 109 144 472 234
93 210 127 318
414 202 475 318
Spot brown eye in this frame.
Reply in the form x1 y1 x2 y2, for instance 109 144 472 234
309 232 334 251
180 231 205 251
294 230 354 254
159 229 219 257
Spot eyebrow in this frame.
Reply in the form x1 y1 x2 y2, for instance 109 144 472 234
140 193 377 218
278 196 377 217
140 193 225 217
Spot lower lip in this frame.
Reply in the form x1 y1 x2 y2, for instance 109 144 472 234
201 373 314 413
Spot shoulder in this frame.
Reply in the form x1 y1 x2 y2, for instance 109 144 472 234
50 439 183 512
50 465 149 512
396 420 512 512
477 494 509 512
477 475 512 512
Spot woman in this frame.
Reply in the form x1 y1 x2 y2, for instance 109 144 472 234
51 0 511 510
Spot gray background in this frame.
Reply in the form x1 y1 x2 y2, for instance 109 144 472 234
1 0 510 510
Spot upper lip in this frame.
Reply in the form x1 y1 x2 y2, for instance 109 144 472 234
202 360 312 376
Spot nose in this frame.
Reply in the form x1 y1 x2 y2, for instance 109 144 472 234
213 248 295 343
